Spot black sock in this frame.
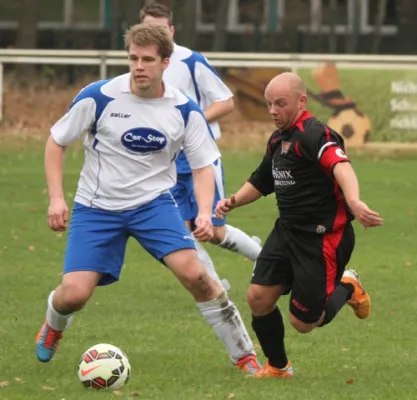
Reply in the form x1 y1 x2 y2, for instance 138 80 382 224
252 307 288 369
319 282 354 327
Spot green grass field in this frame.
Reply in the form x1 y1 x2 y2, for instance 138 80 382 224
0 146 416 400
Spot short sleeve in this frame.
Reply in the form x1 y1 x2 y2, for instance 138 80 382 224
195 56 233 103
298 125 350 174
51 80 115 146
51 98 96 146
181 104 221 170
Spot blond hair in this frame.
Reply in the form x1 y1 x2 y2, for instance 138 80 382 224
140 3 173 25
124 24 173 60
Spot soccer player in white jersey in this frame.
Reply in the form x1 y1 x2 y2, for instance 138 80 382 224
140 4 262 276
35 24 262 374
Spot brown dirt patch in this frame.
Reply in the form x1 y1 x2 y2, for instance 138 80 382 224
2 79 417 155
0 79 273 150
0 81 84 138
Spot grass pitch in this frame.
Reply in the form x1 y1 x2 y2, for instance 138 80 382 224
0 146 416 399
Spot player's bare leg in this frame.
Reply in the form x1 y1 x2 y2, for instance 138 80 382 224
164 249 261 374
36 271 100 362
247 284 294 378
184 220 230 291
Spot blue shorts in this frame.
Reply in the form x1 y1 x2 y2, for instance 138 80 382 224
63 193 195 286
171 159 226 226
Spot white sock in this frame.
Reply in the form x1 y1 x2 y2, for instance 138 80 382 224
197 291 255 363
218 224 262 261
46 290 74 332
194 237 230 291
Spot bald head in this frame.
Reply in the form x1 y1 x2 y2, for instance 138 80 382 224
264 72 307 130
265 72 306 98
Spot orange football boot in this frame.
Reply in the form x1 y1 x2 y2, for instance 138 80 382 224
248 361 294 379
342 269 371 319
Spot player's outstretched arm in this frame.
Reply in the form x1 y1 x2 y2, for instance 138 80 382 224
333 162 383 228
192 165 215 242
215 182 263 219
45 136 69 232
195 54 234 124
204 98 234 123
44 85 95 232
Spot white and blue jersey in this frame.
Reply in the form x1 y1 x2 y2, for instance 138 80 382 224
164 43 233 175
51 73 220 211
163 44 232 224
51 73 221 285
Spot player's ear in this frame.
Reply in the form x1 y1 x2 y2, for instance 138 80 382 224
162 57 170 70
299 94 307 110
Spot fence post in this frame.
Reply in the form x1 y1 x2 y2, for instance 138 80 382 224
0 63 3 122
100 54 108 80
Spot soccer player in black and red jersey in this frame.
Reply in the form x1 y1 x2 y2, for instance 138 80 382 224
215 72 383 378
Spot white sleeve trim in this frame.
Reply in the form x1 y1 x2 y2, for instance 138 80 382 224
318 141 337 159
189 154 221 170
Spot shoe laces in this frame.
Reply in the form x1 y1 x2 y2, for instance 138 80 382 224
43 325 62 350
262 362 292 377
237 355 261 373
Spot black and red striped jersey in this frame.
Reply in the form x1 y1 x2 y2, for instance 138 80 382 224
248 111 353 233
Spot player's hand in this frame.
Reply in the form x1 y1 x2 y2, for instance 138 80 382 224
215 194 237 219
47 197 69 232
193 213 213 242
348 200 383 228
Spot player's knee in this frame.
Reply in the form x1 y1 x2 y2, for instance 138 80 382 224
247 286 276 315
289 313 315 334
59 282 92 311
181 263 218 298
182 268 206 289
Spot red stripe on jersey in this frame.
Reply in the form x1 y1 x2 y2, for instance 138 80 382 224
295 141 302 157
320 146 350 172
325 126 331 142
322 185 348 298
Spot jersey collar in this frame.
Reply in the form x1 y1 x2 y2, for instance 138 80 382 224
284 110 313 133
288 110 313 129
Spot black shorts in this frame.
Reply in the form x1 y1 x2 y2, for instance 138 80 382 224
251 219 355 324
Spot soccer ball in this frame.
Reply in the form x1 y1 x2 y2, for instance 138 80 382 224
77 343 131 391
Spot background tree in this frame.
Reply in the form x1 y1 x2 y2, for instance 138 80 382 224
15 0 40 80
213 0 230 51
328 0 338 53
174 0 196 48
371 0 388 54
396 0 417 54
345 0 361 53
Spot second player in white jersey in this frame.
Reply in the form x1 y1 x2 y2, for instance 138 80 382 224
140 3 263 273
163 43 233 141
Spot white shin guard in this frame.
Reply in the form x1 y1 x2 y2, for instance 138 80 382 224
197 291 255 363
219 225 262 261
